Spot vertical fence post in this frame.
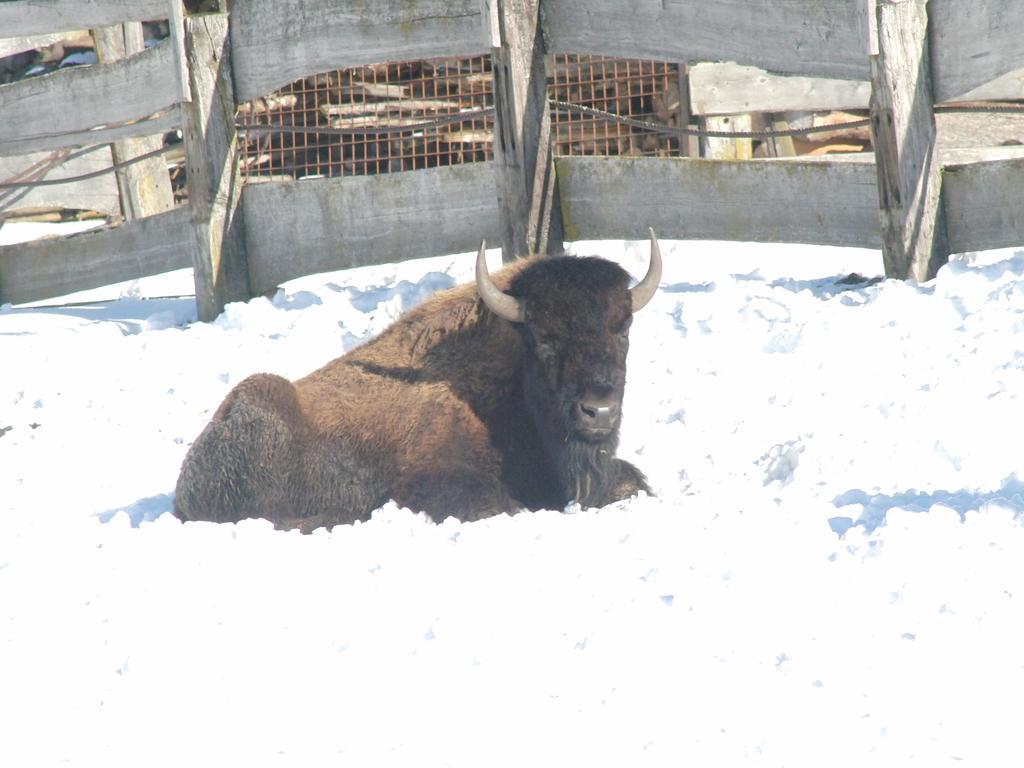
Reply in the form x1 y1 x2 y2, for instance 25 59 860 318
700 114 753 160
487 0 563 262
676 64 700 158
168 0 192 106
869 0 949 280
91 23 175 221
182 10 250 321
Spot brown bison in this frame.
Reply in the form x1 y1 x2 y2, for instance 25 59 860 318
173 232 662 531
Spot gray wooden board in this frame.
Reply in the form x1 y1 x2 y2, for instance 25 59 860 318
0 146 119 216
93 22 175 220
943 156 1024 254
555 155 883 249
0 109 182 159
0 0 169 38
543 0 870 82
183 12 250 321
489 0 563 261
0 32 77 59
689 61 1024 116
929 0 1024 102
242 163 503 294
0 205 192 305
957 69 1024 103
556 153 1024 256
0 40 179 155
689 63 871 115
870 0 947 281
230 0 488 102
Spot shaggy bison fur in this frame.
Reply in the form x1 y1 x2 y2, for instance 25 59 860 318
173 234 662 531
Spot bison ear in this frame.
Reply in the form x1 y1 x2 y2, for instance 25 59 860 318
476 241 527 323
630 228 663 313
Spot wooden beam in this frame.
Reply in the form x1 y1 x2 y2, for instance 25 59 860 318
488 0 563 261
943 154 1024 254
182 13 251 321
556 155 883 249
242 163 503 295
167 0 192 105
0 111 182 160
700 114 754 161
929 0 1024 102
91 24 175 221
0 1 169 38
676 64 699 158
0 206 192 305
543 0 870 82
869 0 949 280
690 62 872 116
229 0 486 102
0 146 119 217
0 40 180 157
0 32 82 60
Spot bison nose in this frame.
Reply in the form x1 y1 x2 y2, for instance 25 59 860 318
574 391 620 432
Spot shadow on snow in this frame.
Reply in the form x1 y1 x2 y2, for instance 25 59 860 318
97 493 175 528
830 475 1024 535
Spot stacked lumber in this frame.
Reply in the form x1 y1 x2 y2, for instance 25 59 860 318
548 55 683 157
237 57 494 179
236 54 691 180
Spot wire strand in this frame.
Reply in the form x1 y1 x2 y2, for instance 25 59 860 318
0 145 177 190
1 99 1021 192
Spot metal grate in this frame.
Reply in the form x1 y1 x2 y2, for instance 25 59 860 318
549 55 683 157
237 55 685 181
238 56 495 180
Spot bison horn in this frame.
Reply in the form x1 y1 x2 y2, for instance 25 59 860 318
476 241 526 323
630 229 662 313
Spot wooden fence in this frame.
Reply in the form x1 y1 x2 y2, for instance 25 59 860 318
1 0 1023 319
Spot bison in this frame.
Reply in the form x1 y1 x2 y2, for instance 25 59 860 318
173 232 662 532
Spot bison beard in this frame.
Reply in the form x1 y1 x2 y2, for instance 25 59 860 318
564 437 616 508
174 234 661 531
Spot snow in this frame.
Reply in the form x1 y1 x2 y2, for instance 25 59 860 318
2 225 1024 766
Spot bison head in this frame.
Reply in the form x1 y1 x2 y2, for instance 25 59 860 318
476 231 661 506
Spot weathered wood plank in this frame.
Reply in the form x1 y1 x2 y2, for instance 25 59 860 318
0 1 168 38
555 155 883 249
0 32 82 59
701 114 753 160
929 0 1024 102
167 0 190 104
689 59 1020 117
92 23 175 221
955 69 1024 103
869 0 948 281
690 62 871 115
183 13 250 321
230 0 487 102
543 0 870 82
243 163 503 295
0 205 192 305
489 0 563 261
676 64 699 158
943 155 1024 254
0 146 119 216
0 110 181 159
0 40 179 156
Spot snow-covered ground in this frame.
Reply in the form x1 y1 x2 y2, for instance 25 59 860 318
2 222 1024 766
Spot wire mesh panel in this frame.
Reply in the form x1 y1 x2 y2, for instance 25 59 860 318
549 55 683 157
238 56 495 180
237 55 686 181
